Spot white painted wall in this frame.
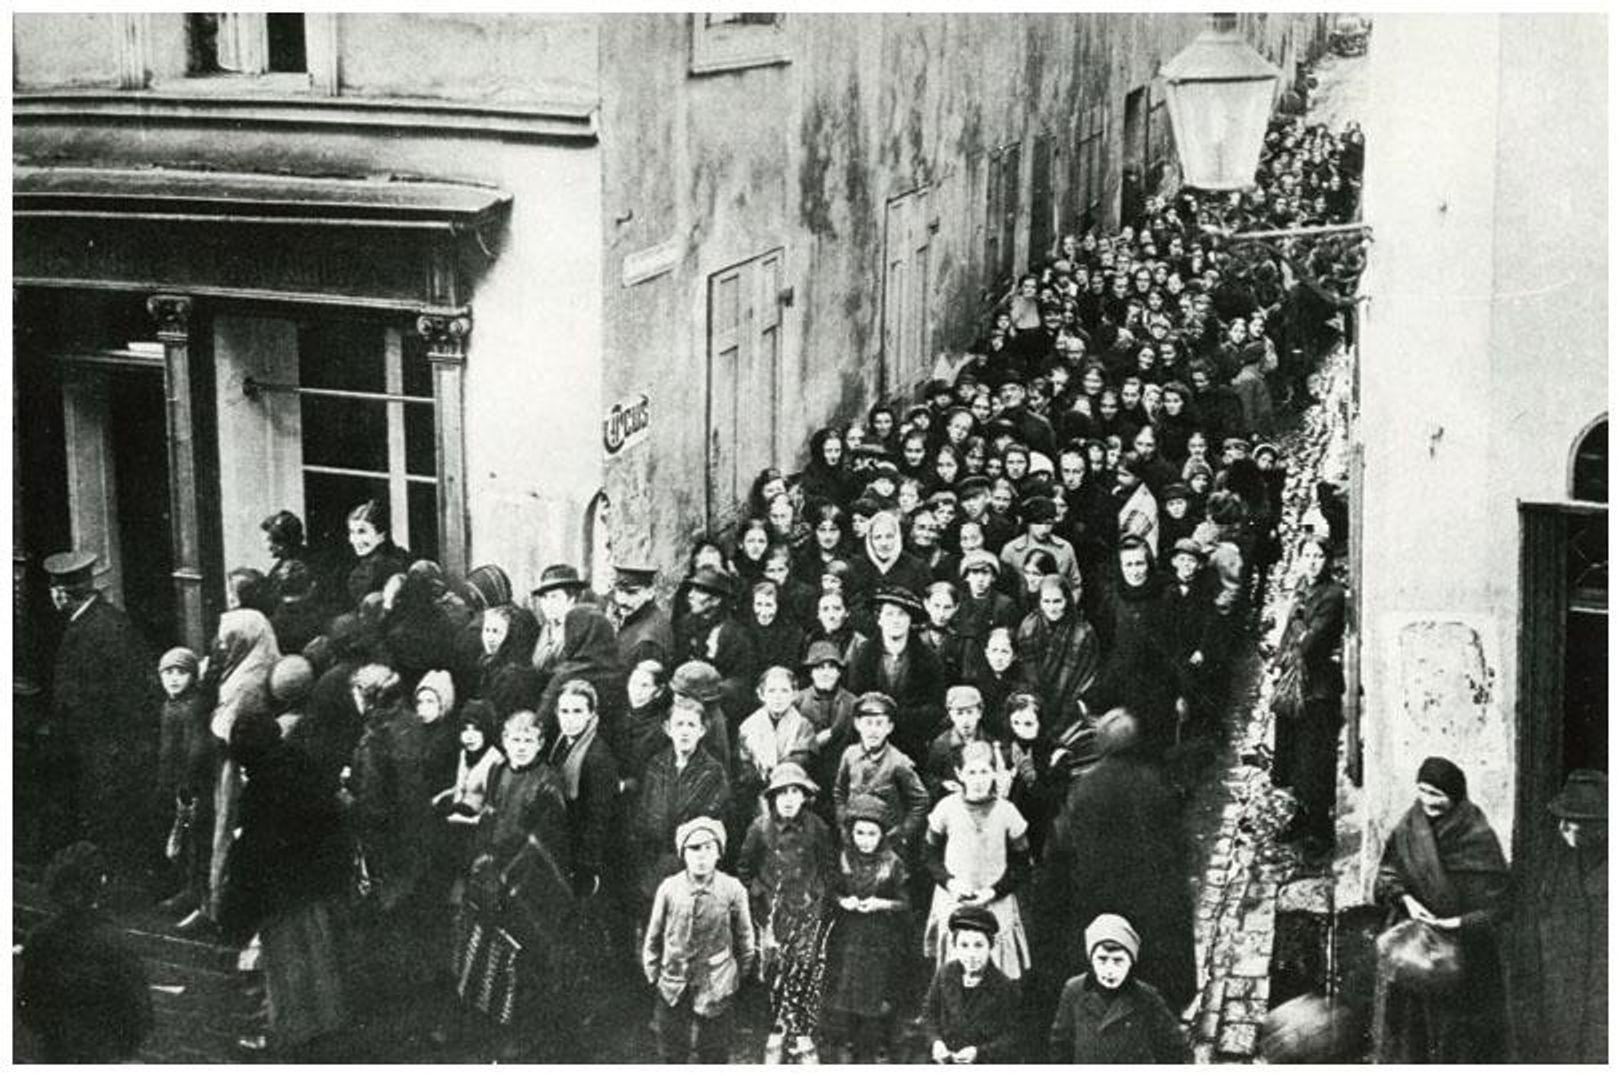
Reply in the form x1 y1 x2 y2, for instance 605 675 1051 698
1349 14 1608 899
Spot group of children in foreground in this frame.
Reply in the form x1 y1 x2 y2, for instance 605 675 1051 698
638 677 1189 1063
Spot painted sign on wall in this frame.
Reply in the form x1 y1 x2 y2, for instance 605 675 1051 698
604 393 651 455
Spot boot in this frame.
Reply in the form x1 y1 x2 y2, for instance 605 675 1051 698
763 1028 786 1064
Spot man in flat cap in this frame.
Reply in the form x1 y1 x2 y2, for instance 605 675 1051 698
41 550 159 882
610 563 673 668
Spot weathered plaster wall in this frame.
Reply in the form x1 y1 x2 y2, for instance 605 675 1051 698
12 14 123 89
336 13 598 105
598 13 1321 569
1351 14 1607 901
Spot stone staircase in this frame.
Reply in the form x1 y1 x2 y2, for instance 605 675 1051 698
13 864 261 1064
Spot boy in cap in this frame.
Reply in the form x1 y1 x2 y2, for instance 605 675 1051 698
920 905 1023 1064
1049 913 1189 1063
832 692 930 862
922 685 997 803
643 816 756 1064
955 550 1018 650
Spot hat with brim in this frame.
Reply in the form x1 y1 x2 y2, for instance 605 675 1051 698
1548 769 1606 820
670 660 725 703
873 586 925 620
685 566 734 601
803 640 846 669
765 761 819 798
531 563 587 596
42 550 96 587
675 816 727 855
948 905 999 941
956 476 993 499
958 550 1002 579
1171 538 1208 562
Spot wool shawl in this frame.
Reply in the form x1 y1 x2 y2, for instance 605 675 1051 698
1383 800 1509 919
1016 607 1100 728
209 609 281 742
551 713 601 801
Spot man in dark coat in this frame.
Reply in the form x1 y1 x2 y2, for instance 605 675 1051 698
1040 710 1197 1012
610 563 674 668
17 841 154 1062
42 550 158 878
1514 770 1607 1063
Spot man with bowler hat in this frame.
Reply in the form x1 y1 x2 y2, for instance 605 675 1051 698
41 550 159 882
530 563 588 685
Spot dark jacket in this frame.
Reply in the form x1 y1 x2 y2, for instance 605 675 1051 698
546 730 621 893
1049 973 1191 1063
1516 840 1607 1062
615 599 675 668
845 635 946 764
1278 578 1347 702
920 960 1023 1062
349 701 436 910
631 746 732 902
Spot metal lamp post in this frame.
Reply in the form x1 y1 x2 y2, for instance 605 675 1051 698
1162 13 1371 308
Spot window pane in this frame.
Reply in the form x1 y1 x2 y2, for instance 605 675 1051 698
402 335 434 399
408 482 440 564
266 13 306 73
299 320 385 393
301 396 389 472
405 403 436 479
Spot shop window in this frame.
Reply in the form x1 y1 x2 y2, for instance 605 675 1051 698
187 13 306 75
298 320 439 564
690 13 789 75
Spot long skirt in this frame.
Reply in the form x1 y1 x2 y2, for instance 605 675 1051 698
207 760 242 920
262 900 347 1050
923 888 1031 979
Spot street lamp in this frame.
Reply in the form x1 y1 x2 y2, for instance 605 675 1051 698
1161 13 1280 191
1162 13 1372 309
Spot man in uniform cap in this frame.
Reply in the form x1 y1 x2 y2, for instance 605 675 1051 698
41 550 159 881
611 562 673 668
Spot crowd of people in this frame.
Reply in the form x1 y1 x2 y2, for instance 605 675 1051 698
22 112 1389 1064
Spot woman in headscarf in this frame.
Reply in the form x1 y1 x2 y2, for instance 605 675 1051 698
846 510 932 632
618 659 673 792
197 607 281 930
1372 757 1510 1063
216 713 350 1058
1272 535 1347 853
795 504 854 582
1016 574 1100 733
472 604 543 720
801 427 852 510
534 603 625 746
379 565 462 693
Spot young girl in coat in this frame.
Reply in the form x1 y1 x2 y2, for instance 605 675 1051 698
824 792 912 1063
923 741 1033 981
433 699 502 905
736 762 836 1063
156 647 210 919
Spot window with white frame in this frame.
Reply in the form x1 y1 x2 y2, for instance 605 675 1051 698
690 13 789 75
298 320 440 563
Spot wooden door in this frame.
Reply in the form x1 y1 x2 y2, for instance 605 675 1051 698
60 370 125 607
706 250 784 528
883 187 932 399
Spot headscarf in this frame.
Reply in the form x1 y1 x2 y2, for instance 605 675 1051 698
864 511 905 575
1416 756 1467 803
160 646 200 677
551 701 600 801
464 564 514 611
210 608 281 742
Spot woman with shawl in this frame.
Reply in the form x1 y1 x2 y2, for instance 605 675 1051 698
801 427 853 509
473 604 543 720
199 607 280 928
1372 757 1510 1063
534 603 625 746
1016 574 1100 733
846 511 933 632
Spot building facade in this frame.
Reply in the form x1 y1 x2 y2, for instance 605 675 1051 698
13 12 1327 661
1340 13 1606 966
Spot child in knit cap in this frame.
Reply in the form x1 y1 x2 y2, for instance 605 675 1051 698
1049 913 1190 1063
155 647 210 919
643 816 756 1063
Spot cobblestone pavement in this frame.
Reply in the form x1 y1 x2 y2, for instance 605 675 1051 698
1185 345 1353 1063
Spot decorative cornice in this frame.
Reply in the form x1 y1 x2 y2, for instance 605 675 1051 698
146 294 193 342
415 312 472 365
14 90 599 144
